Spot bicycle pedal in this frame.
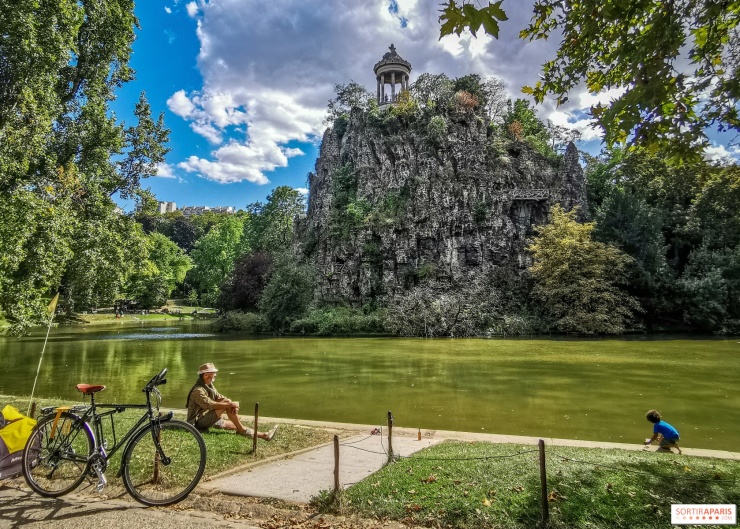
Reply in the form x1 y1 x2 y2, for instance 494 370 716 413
95 474 107 493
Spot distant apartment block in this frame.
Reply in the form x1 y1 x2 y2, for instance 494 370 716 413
134 201 177 214
159 201 177 214
181 205 235 217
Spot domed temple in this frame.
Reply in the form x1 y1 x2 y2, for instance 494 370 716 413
373 44 411 105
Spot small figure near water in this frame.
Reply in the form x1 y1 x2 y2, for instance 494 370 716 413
186 362 278 441
644 409 681 454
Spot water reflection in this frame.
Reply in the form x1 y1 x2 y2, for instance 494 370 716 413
1 323 738 451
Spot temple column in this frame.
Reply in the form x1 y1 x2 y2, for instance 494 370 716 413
376 77 381 103
391 72 396 101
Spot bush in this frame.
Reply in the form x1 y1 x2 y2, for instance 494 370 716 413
212 311 268 333
426 115 448 145
454 90 479 111
259 254 315 330
289 307 387 335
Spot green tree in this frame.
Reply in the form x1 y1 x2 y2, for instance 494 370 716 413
187 216 246 306
677 167 740 330
409 73 454 110
439 1 740 160
259 254 315 330
61 212 150 312
217 252 273 312
528 204 640 334
0 0 169 332
326 81 373 124
144 232 192 290
246 186 305 253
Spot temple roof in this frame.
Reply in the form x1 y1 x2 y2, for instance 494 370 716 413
373 44 411 74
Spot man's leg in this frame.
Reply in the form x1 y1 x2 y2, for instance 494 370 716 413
222 408 277 440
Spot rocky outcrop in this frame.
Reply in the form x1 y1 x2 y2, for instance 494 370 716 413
301 107 587 305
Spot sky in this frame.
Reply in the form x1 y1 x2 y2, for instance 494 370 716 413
112 0 740 212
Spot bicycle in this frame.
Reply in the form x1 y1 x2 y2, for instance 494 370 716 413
21 368 207 507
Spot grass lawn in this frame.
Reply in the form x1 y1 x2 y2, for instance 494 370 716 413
2 395 336 485
340 440 740 529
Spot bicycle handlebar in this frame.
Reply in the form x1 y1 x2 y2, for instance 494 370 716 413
142 368 168 393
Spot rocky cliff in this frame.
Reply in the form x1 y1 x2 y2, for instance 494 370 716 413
300 106 587 305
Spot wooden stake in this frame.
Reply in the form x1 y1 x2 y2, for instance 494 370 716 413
539 439 549 525
252 402 259 455
333 435 340 494
29 401 37 419
387 411 394 461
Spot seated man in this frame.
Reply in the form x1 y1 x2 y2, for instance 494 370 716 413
186 363 278 440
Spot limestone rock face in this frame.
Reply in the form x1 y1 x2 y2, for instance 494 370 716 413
301 108 587 304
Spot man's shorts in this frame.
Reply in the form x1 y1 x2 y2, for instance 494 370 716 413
194 410 225 432
660 436 679 447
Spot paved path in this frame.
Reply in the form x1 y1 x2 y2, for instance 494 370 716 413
0 487 259 529
203 433 440 503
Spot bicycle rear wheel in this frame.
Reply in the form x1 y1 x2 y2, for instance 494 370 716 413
22 412 94 497
121 419 206 506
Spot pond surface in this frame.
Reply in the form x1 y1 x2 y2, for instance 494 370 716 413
1 321 738 451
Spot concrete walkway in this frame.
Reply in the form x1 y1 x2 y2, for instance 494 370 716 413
202 418 740 504
203 432 440 503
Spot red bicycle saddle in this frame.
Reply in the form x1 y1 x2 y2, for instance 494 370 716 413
76 384 106 395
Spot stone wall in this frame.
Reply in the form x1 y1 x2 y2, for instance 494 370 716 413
301 107 587 305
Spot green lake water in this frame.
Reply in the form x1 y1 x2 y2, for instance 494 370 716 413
1 321 738 451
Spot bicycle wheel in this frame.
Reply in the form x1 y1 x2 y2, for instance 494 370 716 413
22 412 94 497
121 419 206 506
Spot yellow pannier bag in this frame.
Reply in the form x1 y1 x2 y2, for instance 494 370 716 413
0 405 37 479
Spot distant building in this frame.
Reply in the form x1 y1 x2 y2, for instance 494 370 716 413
158 201 177 214
133 201 177 214
181 205 235 217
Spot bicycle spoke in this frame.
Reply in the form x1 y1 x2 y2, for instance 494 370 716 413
22 413 94 497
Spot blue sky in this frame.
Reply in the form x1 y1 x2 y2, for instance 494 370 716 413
112 0 739 213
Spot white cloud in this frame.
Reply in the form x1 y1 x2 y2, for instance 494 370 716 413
166 90 195 118
704 144 740 165
186 1 199 18
156 162 177 178
295 187 309 195
165 6 172 14
190 122 222 144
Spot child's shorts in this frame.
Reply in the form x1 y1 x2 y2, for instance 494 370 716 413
659 436 679 447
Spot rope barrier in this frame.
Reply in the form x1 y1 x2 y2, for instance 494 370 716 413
549 450 738 483
339 440 539 461
396 448 540 461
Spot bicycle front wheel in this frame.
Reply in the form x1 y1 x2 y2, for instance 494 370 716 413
121 419 206 506
22 411 94 497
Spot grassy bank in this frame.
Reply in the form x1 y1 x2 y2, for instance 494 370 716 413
337 441 740 529
2 395 336 483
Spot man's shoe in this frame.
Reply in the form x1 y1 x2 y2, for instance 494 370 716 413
266 424 279 441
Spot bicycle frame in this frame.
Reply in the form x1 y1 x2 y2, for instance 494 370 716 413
45 379 174 475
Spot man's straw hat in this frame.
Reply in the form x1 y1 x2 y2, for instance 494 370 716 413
197 362 218 375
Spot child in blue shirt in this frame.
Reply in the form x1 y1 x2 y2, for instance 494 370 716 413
644 409 682 454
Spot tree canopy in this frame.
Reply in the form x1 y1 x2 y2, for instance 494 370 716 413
0 0 169 333
528 204 640 334
439 0 740 160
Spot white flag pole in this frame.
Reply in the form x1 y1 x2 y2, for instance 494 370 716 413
28 292 59 415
